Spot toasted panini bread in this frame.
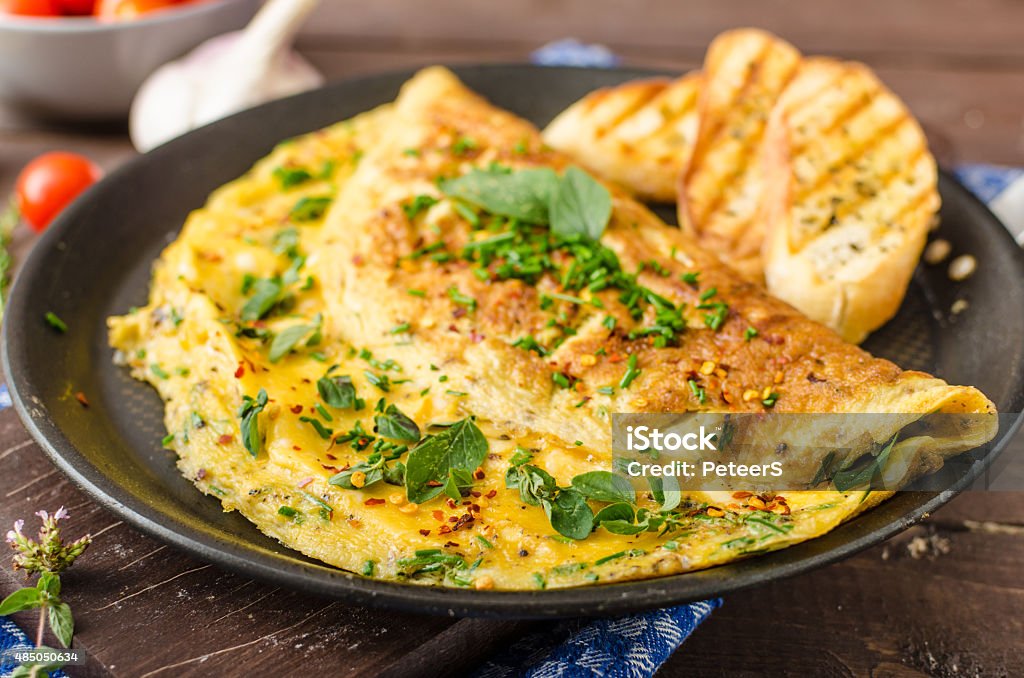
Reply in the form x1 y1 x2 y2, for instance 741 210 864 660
680 28 801 279
760 57 939 344
542 73 701 202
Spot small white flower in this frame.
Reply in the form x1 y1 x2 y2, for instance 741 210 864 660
53 507 69 521
6 519 24 544
35 509 49 522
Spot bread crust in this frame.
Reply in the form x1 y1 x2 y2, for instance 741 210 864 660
760 57 939 343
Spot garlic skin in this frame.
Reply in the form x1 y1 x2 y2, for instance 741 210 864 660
130 33 323 152
129 0 323 152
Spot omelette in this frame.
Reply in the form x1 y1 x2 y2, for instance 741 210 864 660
108 67 995 590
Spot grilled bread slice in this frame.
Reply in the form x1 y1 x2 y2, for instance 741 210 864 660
760 57 940 344
542 73 701 202
679 28 801 280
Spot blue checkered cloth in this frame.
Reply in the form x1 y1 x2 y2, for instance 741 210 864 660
0 617 66 678
1 42 1022 677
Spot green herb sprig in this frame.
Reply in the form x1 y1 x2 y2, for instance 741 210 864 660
238 389 269 457
1 508 91 653
404 418 488 504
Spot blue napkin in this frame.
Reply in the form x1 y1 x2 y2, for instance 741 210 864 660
0 617 66 678
472 600 721 678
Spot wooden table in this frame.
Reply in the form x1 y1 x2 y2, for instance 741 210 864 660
1 2 1022 675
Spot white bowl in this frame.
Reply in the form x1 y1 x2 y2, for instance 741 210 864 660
0 0 262 119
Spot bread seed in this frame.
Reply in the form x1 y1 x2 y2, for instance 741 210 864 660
923 239 951 265
948 254 977 281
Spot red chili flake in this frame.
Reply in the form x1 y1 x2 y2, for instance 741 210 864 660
364 498 386 506
297 477 314 488
290 404 303 414
452 308 467 319
446 499 458 509
352 254 365 266
73 392 89 408
217 434 233 445
448 516 458 523
325 453 337 461
292 445 302 452
473 469 485 480
608 353 625 363
469 330 484 343
438 525 452 535
485 490 497 499
444 541 460 548
432 510 445 521
470 504 481 513
419 529 431 536
452 514 475 531
470 491 482 498
320 465 342 473
234 364 245 379
426 480 443 488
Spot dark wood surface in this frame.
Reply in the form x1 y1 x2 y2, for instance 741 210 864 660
0 2 1022 676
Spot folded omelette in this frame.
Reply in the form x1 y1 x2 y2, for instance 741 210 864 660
108 67 995 590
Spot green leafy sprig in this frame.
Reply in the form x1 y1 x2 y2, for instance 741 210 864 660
1 508 91 651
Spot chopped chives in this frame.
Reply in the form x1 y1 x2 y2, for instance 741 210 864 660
44 312 67 333
314 402 333 421
552 373 571 389
619 354 640 389
688 378 707 405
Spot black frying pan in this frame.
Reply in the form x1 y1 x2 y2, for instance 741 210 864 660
4 65 1024 618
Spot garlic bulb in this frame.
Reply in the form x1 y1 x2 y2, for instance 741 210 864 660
130 0 323 152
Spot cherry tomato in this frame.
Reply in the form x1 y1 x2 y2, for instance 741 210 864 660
0 0 61 16
94 0 181 20
55 0 95 14
15 152 102 233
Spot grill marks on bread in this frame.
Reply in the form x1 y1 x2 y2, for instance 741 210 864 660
678 29 802 280
543 74 701 202
760 57 939 343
